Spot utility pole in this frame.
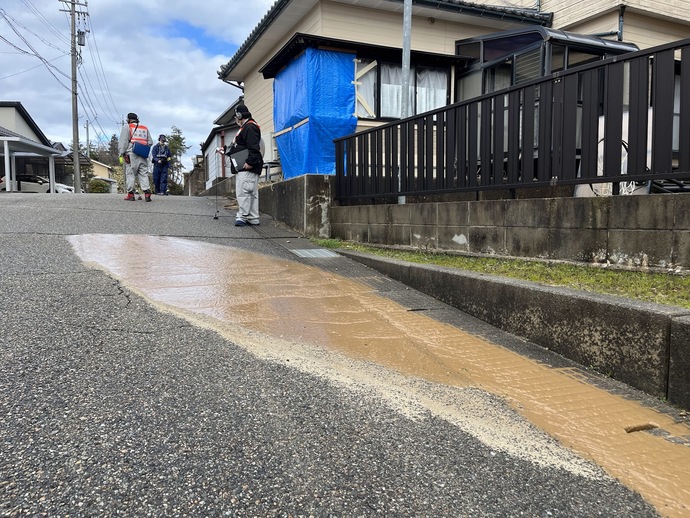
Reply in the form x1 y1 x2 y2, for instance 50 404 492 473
59 0 88 193
399 0 412 204
84 120 89 158
401 0 412 120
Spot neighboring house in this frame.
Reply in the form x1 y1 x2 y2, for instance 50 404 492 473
0 101 63 190
201 99 244 190
90 159 113 180
0 101 90 190
540 0 690 48
216 0 690 180
90 160 117 193
201 97 272 190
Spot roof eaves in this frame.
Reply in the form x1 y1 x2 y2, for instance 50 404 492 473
217 0 553 81
218 0 292 82
202 123 238 152
420 0 552 25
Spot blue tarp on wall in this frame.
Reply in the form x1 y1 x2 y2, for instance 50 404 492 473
273 48 357 179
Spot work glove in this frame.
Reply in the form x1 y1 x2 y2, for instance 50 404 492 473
119 156 123 165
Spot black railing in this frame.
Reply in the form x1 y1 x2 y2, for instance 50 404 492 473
334 38 690 204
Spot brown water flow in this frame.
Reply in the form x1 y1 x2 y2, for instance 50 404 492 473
69 234 690 517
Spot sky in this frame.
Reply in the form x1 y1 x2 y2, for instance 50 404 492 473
0 0 276 170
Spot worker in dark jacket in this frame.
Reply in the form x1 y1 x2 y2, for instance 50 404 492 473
221 104 263 226
151 134 171 195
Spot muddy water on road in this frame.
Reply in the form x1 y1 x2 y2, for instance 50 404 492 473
69 234 690 517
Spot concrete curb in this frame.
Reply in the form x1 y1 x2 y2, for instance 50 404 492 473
339 250 690 411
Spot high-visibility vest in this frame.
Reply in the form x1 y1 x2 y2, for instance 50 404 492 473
129 123 149 145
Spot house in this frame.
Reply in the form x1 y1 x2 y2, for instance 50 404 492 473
0 101 91 192
216 0 550 180
541 0 690 49
90 160 118 193
215 0 690 182
199 98 244 190
90 159 113 180
0 101 63 191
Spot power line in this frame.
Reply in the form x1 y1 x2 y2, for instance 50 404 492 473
0 13 71 90
0 53 67 80
84 16 120 124
1 8 68 53
19 0 70 45
2 2 119 155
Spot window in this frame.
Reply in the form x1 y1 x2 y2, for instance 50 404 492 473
458 70 482 101
355 59 449 119
568 50 603 68
483 59 512 94
356 59 377 119
551 44 565 73
380 64 413 118
416 67 448 114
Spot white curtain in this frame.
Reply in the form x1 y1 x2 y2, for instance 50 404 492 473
416 68 447 113
381 65 414 118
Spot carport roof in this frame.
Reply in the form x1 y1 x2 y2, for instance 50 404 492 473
0 125 62 156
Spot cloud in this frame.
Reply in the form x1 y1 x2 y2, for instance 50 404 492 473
0 0 275 170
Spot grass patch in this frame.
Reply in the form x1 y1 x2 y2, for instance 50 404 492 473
313 239 690 310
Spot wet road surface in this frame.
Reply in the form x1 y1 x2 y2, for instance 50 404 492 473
1 194 688 516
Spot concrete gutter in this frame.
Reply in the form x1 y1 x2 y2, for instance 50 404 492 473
339 250 690 411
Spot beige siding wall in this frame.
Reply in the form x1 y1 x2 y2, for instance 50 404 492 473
242 74 274 145
622 12 690 49
561 10 690 50
321 1 486 54
541 0 618 28
562 12 620 39
0 108 40 141
541 0 690 28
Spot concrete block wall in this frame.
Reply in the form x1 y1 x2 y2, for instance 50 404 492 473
260 175 333 238
330 193 690 269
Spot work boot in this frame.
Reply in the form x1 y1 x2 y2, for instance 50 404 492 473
145 191 152 202
124 192 135 201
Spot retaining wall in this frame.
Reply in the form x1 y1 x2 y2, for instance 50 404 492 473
255 177 690 409
330 194 690 269
340 251 690 411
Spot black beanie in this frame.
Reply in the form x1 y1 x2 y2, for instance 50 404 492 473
127 112 138 122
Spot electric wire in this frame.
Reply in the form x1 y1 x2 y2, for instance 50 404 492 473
0 12 71 91
84 16 120 125
19 0 70 45
1 3 118 154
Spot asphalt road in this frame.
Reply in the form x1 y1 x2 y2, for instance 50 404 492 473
0 193 661 517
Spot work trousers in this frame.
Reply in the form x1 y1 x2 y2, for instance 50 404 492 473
235 170 259 224
153 164 169 194
125 153 151 193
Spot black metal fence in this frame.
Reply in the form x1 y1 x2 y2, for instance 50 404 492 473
334 38 690 204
